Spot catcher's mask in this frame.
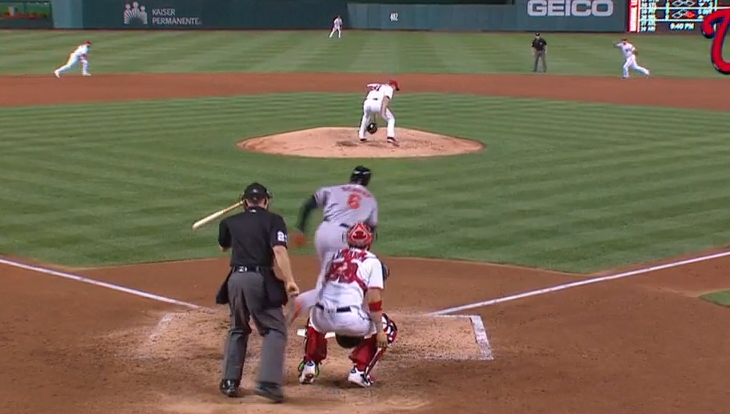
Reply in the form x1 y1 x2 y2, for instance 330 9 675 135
335 334 363 349
346 223 374 250
350 165 372 187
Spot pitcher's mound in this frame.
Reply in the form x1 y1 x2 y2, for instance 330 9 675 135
237 127 484 158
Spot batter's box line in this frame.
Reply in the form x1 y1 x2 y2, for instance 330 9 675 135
433 314 494 361
295 314 494 361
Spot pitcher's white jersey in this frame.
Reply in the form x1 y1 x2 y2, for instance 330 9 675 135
314 183 378 227
333 17 342 28
317 248 384 309
73 44 90 57
365 83 394 102
616 42 635 59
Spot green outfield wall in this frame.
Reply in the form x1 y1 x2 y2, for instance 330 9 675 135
10 0 628 32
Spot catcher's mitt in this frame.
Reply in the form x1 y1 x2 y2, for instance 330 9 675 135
366 122 378 134
292 232 307 248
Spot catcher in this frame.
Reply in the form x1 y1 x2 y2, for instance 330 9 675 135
294 223 397 388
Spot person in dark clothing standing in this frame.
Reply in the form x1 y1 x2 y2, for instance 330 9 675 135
532 32 547 73
216 182 300 403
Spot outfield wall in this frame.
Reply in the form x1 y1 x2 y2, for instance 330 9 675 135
39 0 627 32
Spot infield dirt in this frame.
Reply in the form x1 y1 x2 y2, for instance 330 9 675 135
2 73 730 414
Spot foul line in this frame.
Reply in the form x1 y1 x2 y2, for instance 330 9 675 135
0 258 203 310
430 250 730 316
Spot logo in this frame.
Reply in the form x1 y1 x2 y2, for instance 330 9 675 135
277 231 287 243
527 0 614 17
123 2 202 26
123 2 147 25
702 9 730 75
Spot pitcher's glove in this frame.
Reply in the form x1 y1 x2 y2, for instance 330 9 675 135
292 232 307 248
366 122 378 134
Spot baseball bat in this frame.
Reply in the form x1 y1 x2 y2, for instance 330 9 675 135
192 201 243 230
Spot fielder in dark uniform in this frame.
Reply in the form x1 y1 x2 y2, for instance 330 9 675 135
532 32 547 73
216 182 300 403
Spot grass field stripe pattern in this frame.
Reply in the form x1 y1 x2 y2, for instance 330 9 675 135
2 92 730 271
0 31 722 78
430 250 730 315
0 258 204 309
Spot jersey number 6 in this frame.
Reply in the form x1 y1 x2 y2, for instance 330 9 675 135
347 193 361 209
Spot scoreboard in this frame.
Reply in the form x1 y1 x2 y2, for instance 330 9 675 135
628 0 730 32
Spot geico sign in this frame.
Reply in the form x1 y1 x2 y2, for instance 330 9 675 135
527 0 614 16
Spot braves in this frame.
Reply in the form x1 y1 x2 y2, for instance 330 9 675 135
294 166 378 287
330 15 343 39
615 38 650 79
358 81 400 146
295 223 397 387
54 41 92 78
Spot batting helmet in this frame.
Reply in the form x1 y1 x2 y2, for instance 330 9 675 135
346 223 374 250
350 165 372 187
335 334 363 349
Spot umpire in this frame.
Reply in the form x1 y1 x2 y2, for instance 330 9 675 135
532 32 547 73
216 182 300 403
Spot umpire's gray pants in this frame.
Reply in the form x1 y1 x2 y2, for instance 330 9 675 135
222 271 287 385
534 50 547 72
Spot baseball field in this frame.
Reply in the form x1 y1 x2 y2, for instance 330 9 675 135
2 30 730 414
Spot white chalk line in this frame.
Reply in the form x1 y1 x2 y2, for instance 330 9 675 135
0 257 204 310
296 314 494 361
1 257 498 361
429 250 730 316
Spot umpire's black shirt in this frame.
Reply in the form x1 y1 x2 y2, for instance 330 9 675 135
532 37 547 51
218 206 288 267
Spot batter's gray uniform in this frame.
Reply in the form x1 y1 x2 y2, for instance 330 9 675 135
312 184 378 286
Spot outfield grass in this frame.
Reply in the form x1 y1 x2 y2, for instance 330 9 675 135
0 30 718 78
700 290 730 308
2 93 730 272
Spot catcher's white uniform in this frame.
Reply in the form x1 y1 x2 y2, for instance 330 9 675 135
616 40 650 78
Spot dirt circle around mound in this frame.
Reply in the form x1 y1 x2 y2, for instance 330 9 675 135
237 127 485 158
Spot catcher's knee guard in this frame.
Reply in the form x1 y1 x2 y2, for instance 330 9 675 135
349 313 398 376
302 318 328 364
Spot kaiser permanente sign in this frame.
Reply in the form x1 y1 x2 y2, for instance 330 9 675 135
516 0 627 31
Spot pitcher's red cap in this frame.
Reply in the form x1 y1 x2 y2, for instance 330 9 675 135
85 41 92 45
388 80 400 91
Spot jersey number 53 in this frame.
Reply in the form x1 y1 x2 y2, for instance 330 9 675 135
325 260 361 285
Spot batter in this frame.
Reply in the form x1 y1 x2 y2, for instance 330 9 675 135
293 166 379 287
294 223 397 388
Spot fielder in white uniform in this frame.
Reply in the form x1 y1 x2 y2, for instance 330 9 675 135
294 223 397 388
54 41 92 78
294 166 378 287
615 38 650 79
330 15 343 38
358 80 400 146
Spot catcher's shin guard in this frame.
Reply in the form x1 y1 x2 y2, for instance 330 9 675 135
302 319 328 364
349 314 398 377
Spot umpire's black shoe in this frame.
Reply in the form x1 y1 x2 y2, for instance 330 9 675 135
219 379 240 398
254 382 284 403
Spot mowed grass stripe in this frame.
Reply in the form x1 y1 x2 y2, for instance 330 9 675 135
0 31 721 77
2 93 730 270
